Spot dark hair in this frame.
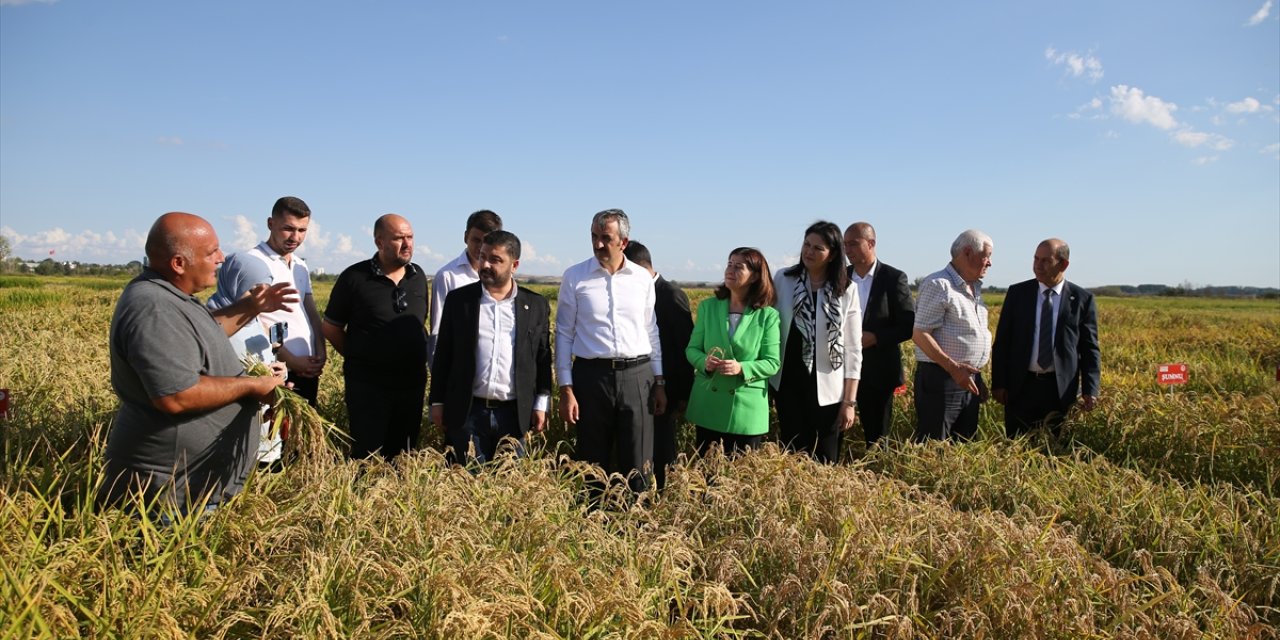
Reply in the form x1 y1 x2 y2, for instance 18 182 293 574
715 247 775 309
782 220 849 296
482 229 521 260
271 196 311 219
622 240 652 269
466 210 502 234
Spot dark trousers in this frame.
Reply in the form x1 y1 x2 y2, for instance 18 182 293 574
573 359 654 493
447 400 524 465
287 372 320 407
345 368 425 461
776 369 841 463
1005 372 1068 438
652 407 680 490
777 322 841 463
855 383 895 446
913 361 983 442
695 426 762 457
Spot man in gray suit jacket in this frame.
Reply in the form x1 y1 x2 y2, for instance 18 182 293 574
844 222 915 446
992 238 1100 438
429 230 553 464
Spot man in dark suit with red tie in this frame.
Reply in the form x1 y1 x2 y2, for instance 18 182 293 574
843 222 916 446
992 238 1101 438
429 230 553 464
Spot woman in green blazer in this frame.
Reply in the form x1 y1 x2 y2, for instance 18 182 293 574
685 247 781 455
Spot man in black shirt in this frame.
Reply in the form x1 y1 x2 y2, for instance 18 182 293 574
322 214 429 460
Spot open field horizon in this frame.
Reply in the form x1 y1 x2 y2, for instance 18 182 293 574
2 274 1277 638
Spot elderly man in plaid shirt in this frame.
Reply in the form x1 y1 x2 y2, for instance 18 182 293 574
910 230 994 442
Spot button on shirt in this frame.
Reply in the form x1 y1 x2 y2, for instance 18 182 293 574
555 256 663 385
849 261 876 318
1029 281 1064 373
913 263 991 368
472 287 550 411
429 250 480 365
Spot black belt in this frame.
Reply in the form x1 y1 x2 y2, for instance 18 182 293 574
1027 370 1056 380
473 396 516 408
576 355 650 370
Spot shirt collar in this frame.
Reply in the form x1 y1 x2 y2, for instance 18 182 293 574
850 260 877 281
140 268 200 302
592 256 640 275
944 263 981 296
481 285 517 304
256 241 289 263
369 254 418 279
1038 280 1066 297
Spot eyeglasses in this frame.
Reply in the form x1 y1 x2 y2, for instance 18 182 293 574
726 261 751 271
392 286 408 313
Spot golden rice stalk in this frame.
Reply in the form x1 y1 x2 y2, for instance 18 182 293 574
241 355 347 465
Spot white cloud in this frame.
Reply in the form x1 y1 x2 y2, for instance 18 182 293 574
517 240 560 267
229 215 259 251
1104 130 1120 139
1246 0 1272 26
1193 156 1219 165
1069 97 1104 119
1109 85 1179 130
0 0 58 6
1225 97 1264 114
1 225 146 261
156 136 184 146
1172 128 1234 150
1045 47 1104 82
1262 143 1280 158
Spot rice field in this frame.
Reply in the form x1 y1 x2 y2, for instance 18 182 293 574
1 274 1277 638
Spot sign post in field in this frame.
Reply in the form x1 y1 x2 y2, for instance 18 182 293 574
1157 364 1188 397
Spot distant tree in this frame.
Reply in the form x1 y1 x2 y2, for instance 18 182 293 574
0 234 10 262
34 258 64 275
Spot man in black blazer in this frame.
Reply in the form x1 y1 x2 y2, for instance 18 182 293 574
844 222 916 446
624 241 693 490
992 238 1100 438
429 230 553 464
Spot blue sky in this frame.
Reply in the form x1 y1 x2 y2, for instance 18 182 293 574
2 1 1277 288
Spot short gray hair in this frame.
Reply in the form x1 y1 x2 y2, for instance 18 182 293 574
950 229 992 258
592 209 631 239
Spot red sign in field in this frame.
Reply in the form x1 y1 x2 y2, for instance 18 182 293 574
1157 363 1188 385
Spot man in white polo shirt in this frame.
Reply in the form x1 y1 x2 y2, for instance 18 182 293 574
216 196 326 407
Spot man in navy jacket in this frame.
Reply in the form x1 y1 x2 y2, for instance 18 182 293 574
992 238 1101 438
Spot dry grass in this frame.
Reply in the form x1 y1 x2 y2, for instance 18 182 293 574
2 276 1278 638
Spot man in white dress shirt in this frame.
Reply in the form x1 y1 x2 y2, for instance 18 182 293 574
428 210 503 367
428 230 552 465
556 209 666 493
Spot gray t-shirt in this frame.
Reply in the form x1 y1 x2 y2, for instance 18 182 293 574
101 270 256 509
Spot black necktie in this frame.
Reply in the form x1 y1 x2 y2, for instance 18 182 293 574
1037 289 1054 370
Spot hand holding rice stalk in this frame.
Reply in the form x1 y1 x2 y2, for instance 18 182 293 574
241 354 347 463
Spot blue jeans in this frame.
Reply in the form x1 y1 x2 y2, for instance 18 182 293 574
447 400 525 465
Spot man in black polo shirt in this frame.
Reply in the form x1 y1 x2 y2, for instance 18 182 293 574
322 214 429 460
